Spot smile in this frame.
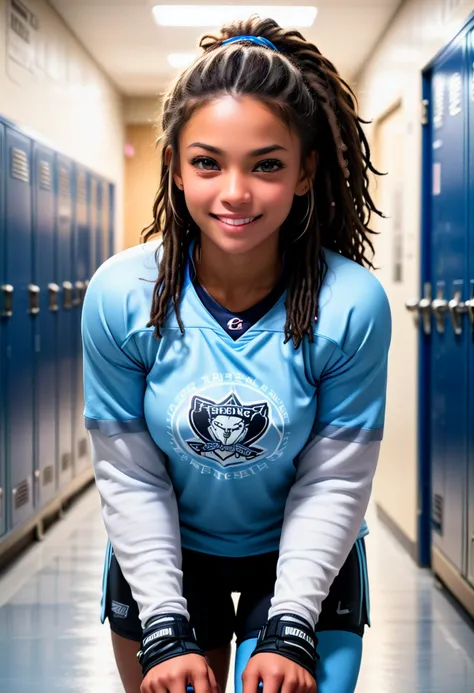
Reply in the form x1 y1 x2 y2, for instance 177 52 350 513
211 214 262 228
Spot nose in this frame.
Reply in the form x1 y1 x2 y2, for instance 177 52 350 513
220 170 252 206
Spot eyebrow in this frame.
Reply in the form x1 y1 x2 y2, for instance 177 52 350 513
187 142 287 156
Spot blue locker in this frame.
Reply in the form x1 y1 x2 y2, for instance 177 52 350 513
467 27 474 589
89 174 98 272
4 126 35 529
72 166 90 474
55 155 75 487
428 37 469 575
108 183 115 258
101 179 110 262
0 122 5 536
95 175 103 269
32 143 58 507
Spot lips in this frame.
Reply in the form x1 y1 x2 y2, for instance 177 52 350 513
210 213 262 228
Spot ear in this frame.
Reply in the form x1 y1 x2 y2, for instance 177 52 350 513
295 150 318 196
165 145 184 190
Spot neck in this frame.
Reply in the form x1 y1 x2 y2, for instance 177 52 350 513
195 235 281 312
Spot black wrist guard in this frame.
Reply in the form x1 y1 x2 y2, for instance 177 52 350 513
137 614 204 677
251 613 319 678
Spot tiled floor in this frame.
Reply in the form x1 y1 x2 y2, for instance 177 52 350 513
0 487 473 693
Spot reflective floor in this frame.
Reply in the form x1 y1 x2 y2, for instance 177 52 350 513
0 486 473 693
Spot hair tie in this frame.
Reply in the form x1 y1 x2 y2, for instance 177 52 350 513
221 35 278 51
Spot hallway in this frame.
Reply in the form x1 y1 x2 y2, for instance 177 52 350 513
0 487 473 693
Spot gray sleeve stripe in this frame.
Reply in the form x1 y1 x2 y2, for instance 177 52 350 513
313 423 384 444
84 417 148 437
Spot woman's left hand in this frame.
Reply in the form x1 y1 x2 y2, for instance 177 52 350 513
242 652 317 693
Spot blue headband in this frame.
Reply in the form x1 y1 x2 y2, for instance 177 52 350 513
221 35 278 51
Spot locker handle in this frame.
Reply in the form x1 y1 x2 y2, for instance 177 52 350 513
62 281 73 309
448 290 467 336
28 284 40 315
73 280 86 306
404 282 432 335
466 297 474 329
1 284 14 318
48 283 60 312
431 284 448 334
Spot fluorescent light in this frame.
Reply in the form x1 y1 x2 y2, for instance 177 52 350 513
167 52 198 68
153 5 317 28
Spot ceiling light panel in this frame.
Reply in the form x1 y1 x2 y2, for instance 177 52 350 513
153 5 318 28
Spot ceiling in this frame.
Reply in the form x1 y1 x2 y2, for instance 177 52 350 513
49 0 403 96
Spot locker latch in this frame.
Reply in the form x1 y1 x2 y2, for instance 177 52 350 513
1 284 14 318
62 281 73 310
431 284 448 333
448 286 467 336
28 284 40 315
73 281 86 306
405 282 432 334
48 283 60 312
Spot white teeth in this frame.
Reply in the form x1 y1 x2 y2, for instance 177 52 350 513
217 217 256 226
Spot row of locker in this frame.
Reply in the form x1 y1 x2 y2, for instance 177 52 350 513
409 22 474 615
0 115 115 546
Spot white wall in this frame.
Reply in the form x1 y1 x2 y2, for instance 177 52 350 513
0 0 125 249
355 0 474 549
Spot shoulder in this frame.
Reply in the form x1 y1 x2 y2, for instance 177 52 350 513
316 248 391 354
83 240 162 345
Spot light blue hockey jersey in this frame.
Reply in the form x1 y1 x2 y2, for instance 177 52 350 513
83 240 391 559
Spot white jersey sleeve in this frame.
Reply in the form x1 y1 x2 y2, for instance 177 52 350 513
82 244 188 628
269 259 391 628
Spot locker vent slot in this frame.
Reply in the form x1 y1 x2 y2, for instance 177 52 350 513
432 493 443 532
11 148 29 183
77 172 87 203
78 437 87 458
14 479 29 509
61 452 71 471
43 465 54 486
59 167 70 198
39 161 52 190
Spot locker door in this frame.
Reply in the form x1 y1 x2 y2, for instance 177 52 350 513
428 37 469 575
109 183 115 257
0 122 5 536
467 28 474 588
101 179 110 262
89 174 98 273
56 156 74 487
72 166 90 473
33 144 57 507
4 126 35 528
95 176 103 269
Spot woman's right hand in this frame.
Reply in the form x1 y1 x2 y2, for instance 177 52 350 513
140 653 219 693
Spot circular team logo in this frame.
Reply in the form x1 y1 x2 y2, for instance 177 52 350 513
187 393 269 465
167 374 290 475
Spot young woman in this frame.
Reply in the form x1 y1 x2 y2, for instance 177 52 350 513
82 16 391 693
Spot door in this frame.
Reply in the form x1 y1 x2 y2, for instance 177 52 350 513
0 121 5 536
4 126 35 528
467 27 474 588
428 36 469 576
72 166 90 473
372 104 420 555
56 155 75 488
32 143 58 506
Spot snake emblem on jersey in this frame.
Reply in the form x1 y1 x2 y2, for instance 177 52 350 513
187 393 270 465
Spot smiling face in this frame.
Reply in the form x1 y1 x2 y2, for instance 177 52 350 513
173 94 313 257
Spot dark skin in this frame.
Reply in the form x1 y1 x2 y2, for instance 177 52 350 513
138 96 317 693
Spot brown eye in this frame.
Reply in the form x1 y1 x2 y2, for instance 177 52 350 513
191 156 219 171
254 159 285 173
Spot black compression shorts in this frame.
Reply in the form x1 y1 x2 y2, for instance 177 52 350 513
102 538 370 650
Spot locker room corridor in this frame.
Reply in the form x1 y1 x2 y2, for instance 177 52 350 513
0 488 473 693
